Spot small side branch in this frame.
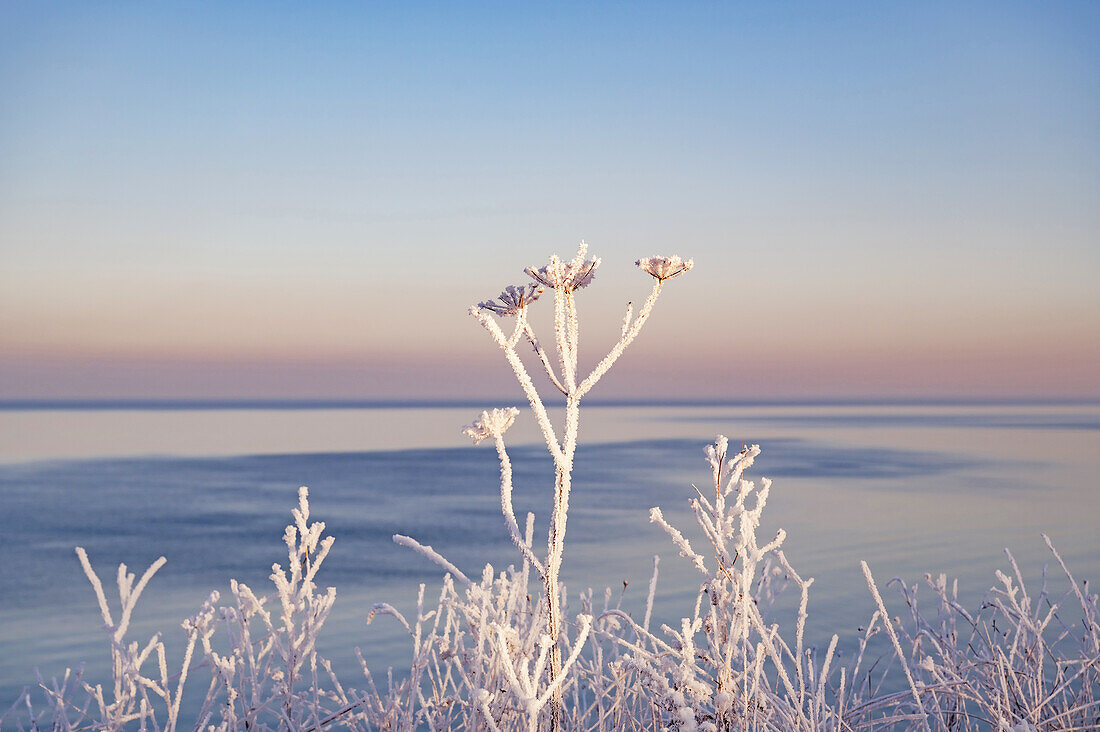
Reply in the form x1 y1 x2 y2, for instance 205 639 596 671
577 280 662 398
392 535 472 586
470 307 565 465
494 434 546 576
523 321 567 395
861 561 929 724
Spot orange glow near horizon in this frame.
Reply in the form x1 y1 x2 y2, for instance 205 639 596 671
2 262 1098 399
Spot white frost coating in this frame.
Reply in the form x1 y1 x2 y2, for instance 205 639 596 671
477 283 543 315
620 301 633 338
576 279 662 397
644 554 659 633
636 254 694 281
462 407 520 445
392 534 472 586
861 560 928 720
366 603 411 633
649 507 708 574
75 547 116 631
524 243 600 291
522 319 567 395
491 428 545 575
470 305 564 464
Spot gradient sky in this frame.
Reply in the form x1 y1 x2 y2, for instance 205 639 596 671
1 2 1098 400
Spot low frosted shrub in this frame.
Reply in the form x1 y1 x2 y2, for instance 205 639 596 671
6 244 1097 731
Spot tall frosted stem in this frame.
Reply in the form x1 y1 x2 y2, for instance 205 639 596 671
467 245 692 730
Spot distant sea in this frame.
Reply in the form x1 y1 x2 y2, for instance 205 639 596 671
1 401 1098 709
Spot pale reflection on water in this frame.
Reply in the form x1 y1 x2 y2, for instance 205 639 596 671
1 403 1097 708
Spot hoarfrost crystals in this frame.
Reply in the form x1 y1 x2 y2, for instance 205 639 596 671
477 284 543 316
525 242 600 291
637 254 694 280
462 407 520 444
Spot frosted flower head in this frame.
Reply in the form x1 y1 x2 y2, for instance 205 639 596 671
462 407 520 444
636 255 693 281
525 241 600 291
476 283 542 316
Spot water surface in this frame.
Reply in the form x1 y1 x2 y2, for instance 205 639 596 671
1 402 1096 710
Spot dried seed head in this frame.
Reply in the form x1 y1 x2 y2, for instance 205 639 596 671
636 255 693 281
476 284 543 316
525 243 601 291
462 407 520 444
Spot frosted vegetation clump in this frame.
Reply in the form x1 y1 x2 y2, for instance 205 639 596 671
6 244 1098 731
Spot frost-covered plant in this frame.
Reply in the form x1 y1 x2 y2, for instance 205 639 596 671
868 538 1100 731
396 241 693 730
581 437 1100 731
195 487 339 731
7 488 345 732
618 438 822 730
7 243 1099 732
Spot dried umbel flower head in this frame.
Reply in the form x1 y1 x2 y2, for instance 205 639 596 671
636 255 693 281
462 407 520 444
477 284 543 316
525 242 601 291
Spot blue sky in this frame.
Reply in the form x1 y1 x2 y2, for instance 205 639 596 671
1 2 1097 399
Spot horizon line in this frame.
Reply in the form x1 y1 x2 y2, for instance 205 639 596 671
2 396 1099 411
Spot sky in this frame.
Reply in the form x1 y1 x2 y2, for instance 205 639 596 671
1 1 1098 401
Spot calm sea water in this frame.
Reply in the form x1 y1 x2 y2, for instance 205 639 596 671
1 402 1097 709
